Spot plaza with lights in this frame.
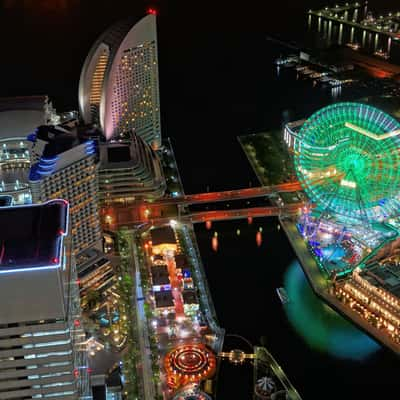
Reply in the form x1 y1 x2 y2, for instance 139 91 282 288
283 102 400 351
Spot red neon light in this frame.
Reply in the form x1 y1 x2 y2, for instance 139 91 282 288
52 257 59 264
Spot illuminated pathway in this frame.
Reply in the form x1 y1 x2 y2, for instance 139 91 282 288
101 182 302 229
165 255 185 317
190 203 302 223
101 203 303 229
101 182 300 210
175 182 301 205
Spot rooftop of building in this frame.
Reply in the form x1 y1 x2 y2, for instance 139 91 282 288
30 121 92 158
0 195 13 207
359 263 400 298
28 122 97 182
182 289 198 305
175 254 188 269
154 290 174 308
98 133 155 170
0 200 68 271
151 264 170 286
150 226 176 246
0 96 52 140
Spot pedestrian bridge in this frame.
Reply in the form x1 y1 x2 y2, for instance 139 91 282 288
100 181 302 229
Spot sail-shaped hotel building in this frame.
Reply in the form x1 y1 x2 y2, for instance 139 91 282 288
78 14 161 149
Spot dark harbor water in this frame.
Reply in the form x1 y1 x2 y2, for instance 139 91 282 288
195 218 400 399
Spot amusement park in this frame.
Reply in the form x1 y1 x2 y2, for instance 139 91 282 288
283 102 400 352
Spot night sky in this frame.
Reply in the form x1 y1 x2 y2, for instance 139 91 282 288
1 0 398 107
0 0 398 190
2 0 395 194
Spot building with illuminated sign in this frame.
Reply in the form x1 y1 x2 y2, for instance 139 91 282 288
78 14 161 149
0 200 90 399
28 122 102 255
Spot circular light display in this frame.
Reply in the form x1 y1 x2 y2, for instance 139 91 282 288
294 103 400 220
164 344 216 387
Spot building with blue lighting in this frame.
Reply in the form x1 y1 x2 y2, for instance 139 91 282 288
0 200 90 399
28 122 102 255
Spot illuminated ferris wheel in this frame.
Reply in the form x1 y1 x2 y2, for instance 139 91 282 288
294 103 400 221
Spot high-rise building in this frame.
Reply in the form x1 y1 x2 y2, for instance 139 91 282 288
79 14 161 149
28 122 102 255
0 96 59 204
0 200 90 399
98 132 165 205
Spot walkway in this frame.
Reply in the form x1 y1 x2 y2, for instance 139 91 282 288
190 203 302 223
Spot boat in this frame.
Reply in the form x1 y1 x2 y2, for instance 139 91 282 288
346 42 360 51
274 55 299 66
276 287 290 304
374 49 390 60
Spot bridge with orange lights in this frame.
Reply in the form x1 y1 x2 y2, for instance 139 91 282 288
101 181 303 229
190 203 301 223
145 181 301 206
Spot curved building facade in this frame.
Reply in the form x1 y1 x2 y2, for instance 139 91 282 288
98 132 166 205
79 14 161 148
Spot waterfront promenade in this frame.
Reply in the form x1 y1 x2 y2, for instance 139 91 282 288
279 217 400 355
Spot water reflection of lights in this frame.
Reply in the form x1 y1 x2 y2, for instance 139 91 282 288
212 236 218 252
256 231 262 247
283 261 380 360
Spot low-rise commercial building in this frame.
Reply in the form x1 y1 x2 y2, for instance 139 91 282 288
335 265 400 341
151 264 171 292
182 289 199 316
154 290 175 315
150 226 177 255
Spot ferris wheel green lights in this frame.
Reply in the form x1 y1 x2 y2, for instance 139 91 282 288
294 103 400 220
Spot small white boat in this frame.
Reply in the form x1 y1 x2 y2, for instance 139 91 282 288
276 287 290 304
